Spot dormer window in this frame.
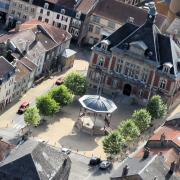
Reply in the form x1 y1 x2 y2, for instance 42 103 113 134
101 39 110 51
44 3 49 9
163 62 173 74
61 9 65 14
76 11 81 19
129 41 148 56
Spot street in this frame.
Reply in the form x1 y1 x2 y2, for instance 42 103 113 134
69 152 116 180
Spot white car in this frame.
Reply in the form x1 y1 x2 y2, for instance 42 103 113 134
61 148 71 155
99 160 112 170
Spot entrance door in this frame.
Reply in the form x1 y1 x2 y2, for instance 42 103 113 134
123 84 132 96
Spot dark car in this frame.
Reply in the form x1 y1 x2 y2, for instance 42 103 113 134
99 160 112 170
17 101 29 114
89 157 101 166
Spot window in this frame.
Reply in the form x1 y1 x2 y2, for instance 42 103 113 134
45 18 49 23
115 59 124 73
47 11 50 16
108 21 115 29
19 4 22 9
141 69 149 83
23 15 26 19
17 12 21 17
31 8 34 13
124 62 140 79
56 14 60 19
95 26 101 34
98 56 104 67
62 16 68 22
38 16 42 21
11 10 15 14
88 24 94 32
25 6 28 11
92 15 100 23
40 9 43 14
159 79 167 89
52 21 55 26
13 2 16 6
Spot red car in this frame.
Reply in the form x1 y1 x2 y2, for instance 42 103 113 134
17 101 30 114
55 77 64 86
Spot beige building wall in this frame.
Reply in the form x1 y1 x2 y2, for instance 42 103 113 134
7 0 37 24
86 14 121 45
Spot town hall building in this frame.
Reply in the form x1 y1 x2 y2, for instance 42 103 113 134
87 2 180 107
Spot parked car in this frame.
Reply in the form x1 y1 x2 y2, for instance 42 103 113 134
99 160 112 170
89 157 101 166
17 101 30 114
61 148 71 155
55 77 64 86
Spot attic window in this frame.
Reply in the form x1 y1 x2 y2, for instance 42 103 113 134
61 9 65 14
163 63 173 74
76 11 81 19
100 39 110 51
44 3 49 9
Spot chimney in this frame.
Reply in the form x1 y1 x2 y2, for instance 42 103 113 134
160 133 166 146
146 2 157 24
15 21 21 32
122 165 129 177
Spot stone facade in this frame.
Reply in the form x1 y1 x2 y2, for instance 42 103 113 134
87 3 180 107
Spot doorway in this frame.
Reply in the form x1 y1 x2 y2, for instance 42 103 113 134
123 84 132 96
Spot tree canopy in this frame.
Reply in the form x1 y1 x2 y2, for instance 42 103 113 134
64 72 87 96
147 95 167 119
118 119 140 141
36 95 60 116
103 131 125 155
132 109 151 132
24 107 41 127
49 85 73 106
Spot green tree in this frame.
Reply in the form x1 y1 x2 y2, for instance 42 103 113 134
147 95 167 119
118 119 140 141
103 131 125 155
24 107 41 127
64 72 87 96
36 95 60 116
49 85 73 106
132 109 151 132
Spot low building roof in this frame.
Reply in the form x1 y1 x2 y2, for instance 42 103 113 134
92 0 165 28
15 61 31 81
111 155 179 180
149 125 180 147
0 56 15 79
0 139 71 180
76 0 97 14
62 48 76 58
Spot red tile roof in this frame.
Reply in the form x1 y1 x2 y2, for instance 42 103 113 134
92 0 166 28
150 126 180 147
76 0 97 14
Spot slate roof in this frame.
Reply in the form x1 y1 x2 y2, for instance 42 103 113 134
0 139 71 180
0 56 15 79
111 155 179 180
15 61 31 81
94 8 180 77
32 0 86 21
92 0 165 28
